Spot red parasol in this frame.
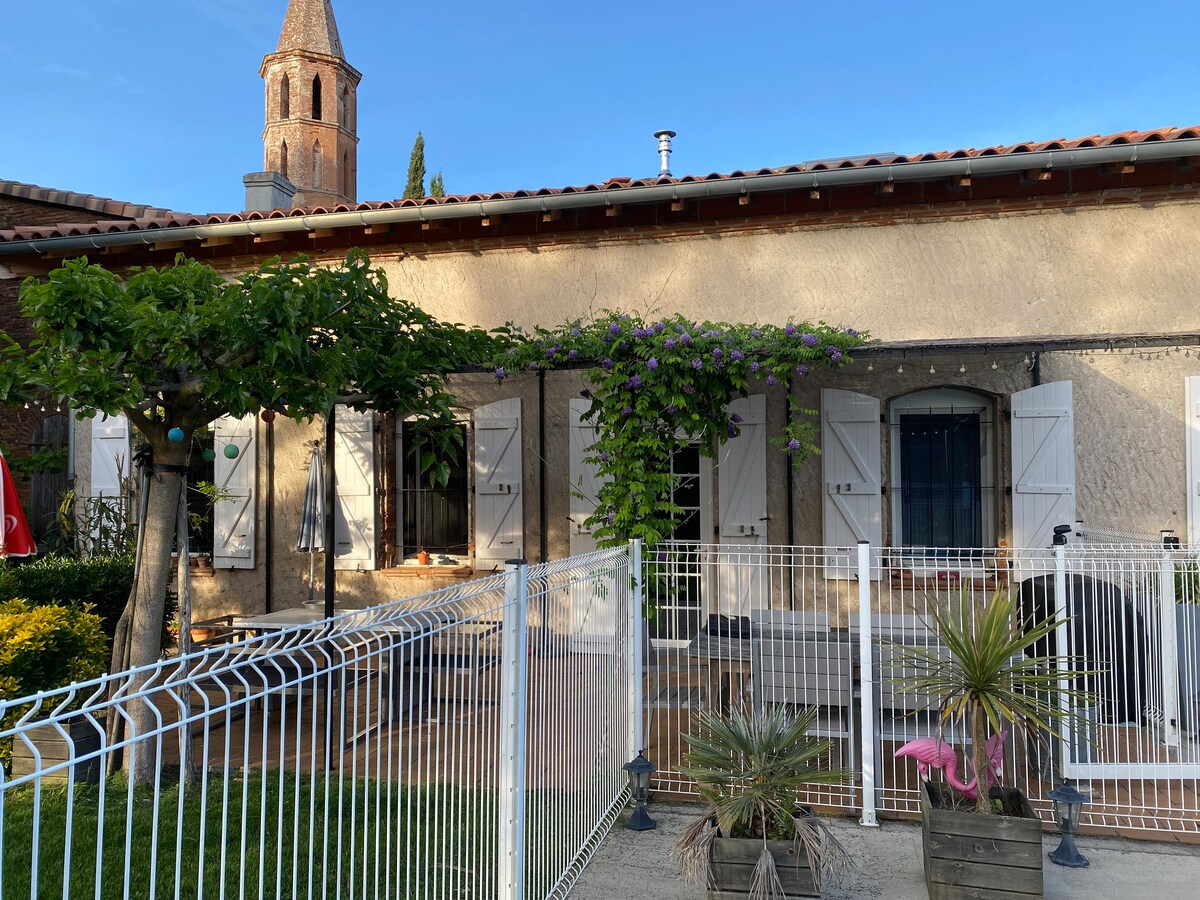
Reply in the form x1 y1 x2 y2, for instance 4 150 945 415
0 449 37 559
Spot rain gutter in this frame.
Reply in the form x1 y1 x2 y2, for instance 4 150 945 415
4 139 1200 258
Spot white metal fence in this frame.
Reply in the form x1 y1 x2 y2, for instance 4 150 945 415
643 540 1200 837
0 547 638 900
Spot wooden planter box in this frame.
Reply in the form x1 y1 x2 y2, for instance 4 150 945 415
921 783 1043 900
708 833 820 899
10 718 102 785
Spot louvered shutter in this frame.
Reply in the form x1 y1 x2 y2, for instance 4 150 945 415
716 395 768 615
568 399 618 652
1187 377 1200 545
334 405 377 570
1011 381 1075 551
474 399 523 571
89 412 129 502
821 389 882 577
213 414 257 569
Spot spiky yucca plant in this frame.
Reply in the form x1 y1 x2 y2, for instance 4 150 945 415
673 705 851 899
889 589 1096 815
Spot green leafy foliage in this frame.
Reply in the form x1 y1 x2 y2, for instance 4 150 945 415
403 131 427 200
429 169 446 197
674 705 851 895
497 313 866 546
887 590 1097 814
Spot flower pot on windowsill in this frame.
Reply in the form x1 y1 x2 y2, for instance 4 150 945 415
416 548 430 566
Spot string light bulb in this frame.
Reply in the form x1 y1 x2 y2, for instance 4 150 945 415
929 364 936 374
897 364 904 374
1023 354 1031 365
959 363 966 373
992 361 998 369
867 361 874 371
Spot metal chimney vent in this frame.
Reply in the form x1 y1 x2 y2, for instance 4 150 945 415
654 130 676 177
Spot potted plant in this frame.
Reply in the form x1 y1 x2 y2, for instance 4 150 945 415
888 590 1094 900
673 705 851 899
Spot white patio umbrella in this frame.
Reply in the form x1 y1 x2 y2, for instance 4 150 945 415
295 445 325 604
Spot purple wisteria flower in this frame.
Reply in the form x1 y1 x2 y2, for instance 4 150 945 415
607 511 616 525
845 328 860 337
682 385 695 395
730 412 743 424
621 406 633 417
633 327 653 338
691 358 703 370
546 346 557 358
602 334 614 344
680 333 692 345
568 348 578 360
787 438 801 451
730 349 745 361
827 347 843 362
653 322 666 333
620 314 631 321
570 327 582 337
802 333 818 347
785 324 797 337
527 362 539 371
664 338 676 350
766 374 777 386
676 323 686 333
647 357 659 371
795 364 809 375
627 375 643 390
494 367 506 381
749 361 761 373
656 551 668 562
599 451 611 463
609 322 622 335
704 329 721 338
727 423 738 438
712 348 723 360
665 404 679 414
602 358 614 371
750 328 761 338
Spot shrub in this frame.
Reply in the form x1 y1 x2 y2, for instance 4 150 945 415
0 599 108 765
0 555 176 644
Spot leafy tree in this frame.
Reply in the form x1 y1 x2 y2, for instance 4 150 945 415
403 131 427 199
429 170 446 198
497 313 865 548
0 251 504 780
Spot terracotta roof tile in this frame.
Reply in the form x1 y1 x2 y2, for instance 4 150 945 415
3 124 1199 245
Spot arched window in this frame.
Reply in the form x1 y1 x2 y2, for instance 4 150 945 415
342 151 350 197
341 86 352 130
279 74 290 119
311 74 322 120
280 141 288 179
312 141 321 189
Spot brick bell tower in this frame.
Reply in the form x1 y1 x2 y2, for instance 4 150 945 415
257 0 361 208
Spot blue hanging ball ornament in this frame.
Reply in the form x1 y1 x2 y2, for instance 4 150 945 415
201 448 216 463
167 427 186 443
223 444 240 459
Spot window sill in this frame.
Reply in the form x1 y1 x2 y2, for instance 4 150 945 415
382 565 474 579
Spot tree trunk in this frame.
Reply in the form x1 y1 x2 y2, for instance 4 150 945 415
123 439 186 784
972 699 991 814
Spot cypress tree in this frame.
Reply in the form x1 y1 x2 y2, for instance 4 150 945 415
430 170 446 197
403 132 426 199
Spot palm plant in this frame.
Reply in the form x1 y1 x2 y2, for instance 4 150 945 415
673 704 852 899
889 589 1095 814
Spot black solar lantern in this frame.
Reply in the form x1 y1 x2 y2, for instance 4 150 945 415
623 750 657 831
1048 779 1089 868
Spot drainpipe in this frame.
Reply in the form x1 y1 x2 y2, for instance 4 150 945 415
1031 351 1042 387
538 369 548 564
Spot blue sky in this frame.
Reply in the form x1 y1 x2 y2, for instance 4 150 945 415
3 0 1197 215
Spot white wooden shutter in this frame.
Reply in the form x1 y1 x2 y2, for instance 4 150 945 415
213 414 257 569
334 405 377 570
716 395 767 616
567 399 619 652
89 412 129 502
1187 377 1200 545
474 399 523 570
1011 381 1075 551
821 389 882 578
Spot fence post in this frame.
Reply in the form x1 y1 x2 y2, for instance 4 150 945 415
1053 540 1073 778
628 539 645 761
856 540 878 827
1160 550 1182 749
498 559 529 900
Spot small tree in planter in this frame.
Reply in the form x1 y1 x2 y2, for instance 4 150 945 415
889 590 1094 900
673 705 852 899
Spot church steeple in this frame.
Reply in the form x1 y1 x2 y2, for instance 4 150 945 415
257 0 360 209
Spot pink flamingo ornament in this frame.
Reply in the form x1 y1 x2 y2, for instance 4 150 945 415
893 732 1007 800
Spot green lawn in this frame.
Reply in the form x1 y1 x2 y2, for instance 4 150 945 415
1 770 499 899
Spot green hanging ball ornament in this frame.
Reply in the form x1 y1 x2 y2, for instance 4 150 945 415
167 427 186 443
223 444 240 459
202 448 216 463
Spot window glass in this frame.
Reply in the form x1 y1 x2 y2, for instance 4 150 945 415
400 422 469 557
